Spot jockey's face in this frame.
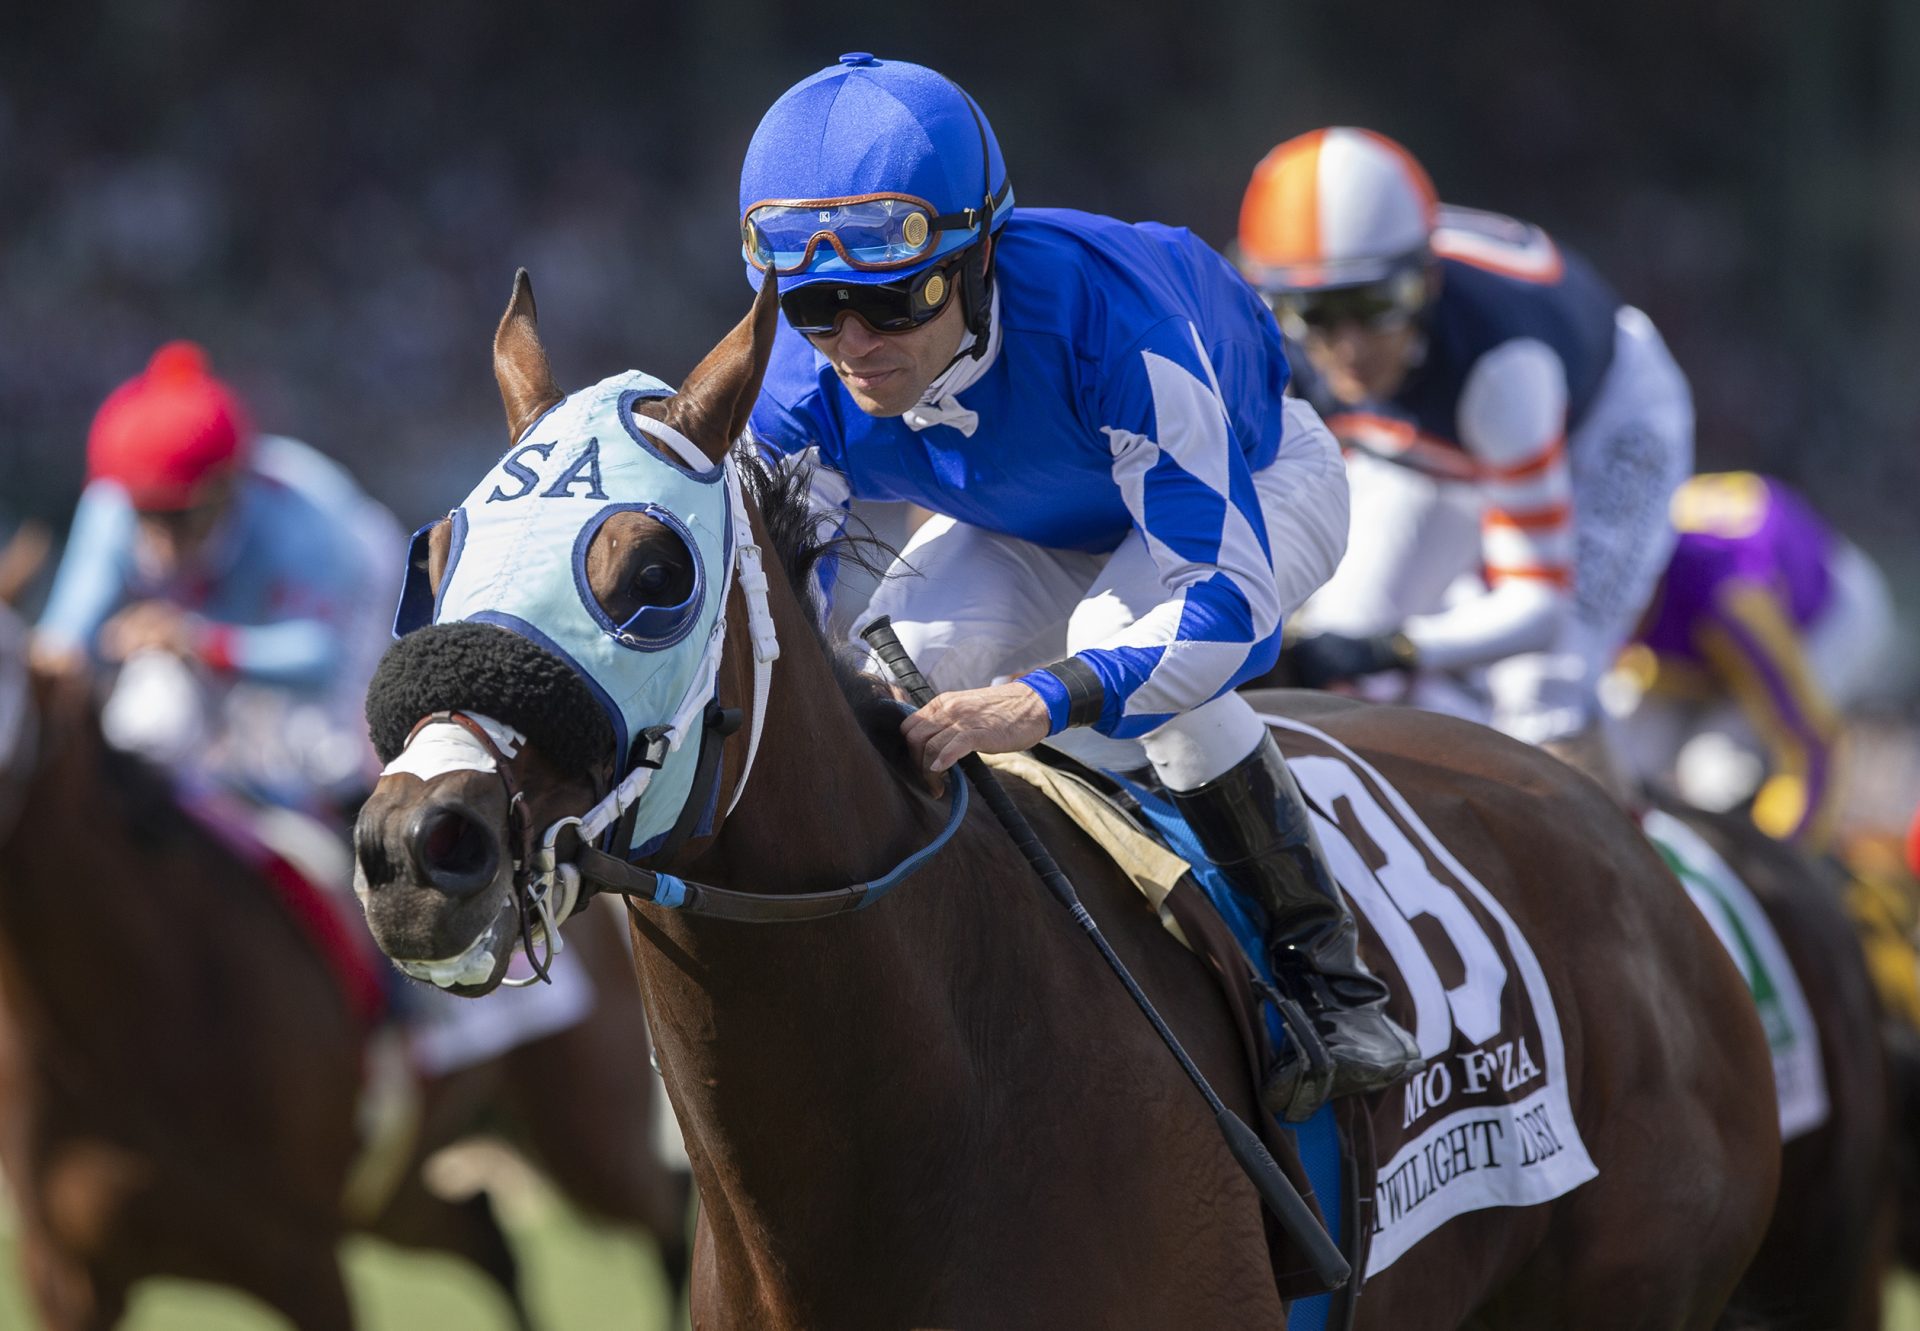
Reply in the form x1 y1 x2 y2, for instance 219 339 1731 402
133 473 236 580
1287 267 1439 406
803 292 967 417
1299 321 1422 405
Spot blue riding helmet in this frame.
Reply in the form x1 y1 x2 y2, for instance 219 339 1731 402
740 53 1013 296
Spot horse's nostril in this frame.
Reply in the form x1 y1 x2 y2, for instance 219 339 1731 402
407 805 501 897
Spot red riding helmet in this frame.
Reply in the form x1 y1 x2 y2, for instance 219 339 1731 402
87 342 253 510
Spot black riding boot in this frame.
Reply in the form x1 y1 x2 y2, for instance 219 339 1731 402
1168 733 1421 1120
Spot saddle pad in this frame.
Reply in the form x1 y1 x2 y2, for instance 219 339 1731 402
1641 808 1829 1141
1264 718 1600 1273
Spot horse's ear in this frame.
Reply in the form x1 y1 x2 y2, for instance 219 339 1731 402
493 269 564 442
658 275 781 462
424 517 454 598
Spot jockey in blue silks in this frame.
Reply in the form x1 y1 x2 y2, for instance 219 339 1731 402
739 54 1419 1115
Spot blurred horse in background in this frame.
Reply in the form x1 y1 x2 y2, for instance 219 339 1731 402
1649 794 1894 1331
349 274 1781 1328
0 587 687 1331
1261 459 1898 1328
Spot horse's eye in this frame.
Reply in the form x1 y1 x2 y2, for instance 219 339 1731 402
635 564 673 597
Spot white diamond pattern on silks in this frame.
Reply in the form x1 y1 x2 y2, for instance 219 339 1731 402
1088 334 1281 728
1121 637 1258 720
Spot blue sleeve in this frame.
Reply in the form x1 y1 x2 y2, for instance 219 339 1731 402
197 619 341 687
1017 318 1283 739
749 329 855 618
193 481 359 689
749 325 844 466
36 482 137 656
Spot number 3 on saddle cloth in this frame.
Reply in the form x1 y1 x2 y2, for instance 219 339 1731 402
990 713 1599 1328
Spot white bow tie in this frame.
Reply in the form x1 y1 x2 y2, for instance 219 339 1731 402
902 395 980 437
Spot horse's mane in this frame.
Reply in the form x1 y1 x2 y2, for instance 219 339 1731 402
735 448 910 749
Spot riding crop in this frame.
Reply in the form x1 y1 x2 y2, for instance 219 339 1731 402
861 617 1351 1291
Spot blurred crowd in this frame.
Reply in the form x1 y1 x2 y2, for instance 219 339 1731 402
2 1 1914 683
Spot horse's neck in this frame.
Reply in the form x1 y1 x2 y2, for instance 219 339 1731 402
628 584 1027 1266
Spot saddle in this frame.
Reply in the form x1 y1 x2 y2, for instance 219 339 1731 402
982 746 1371 1318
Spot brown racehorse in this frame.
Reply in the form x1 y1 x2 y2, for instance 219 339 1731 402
1265 533 1897 1327
1648 794 1894 1331
352 273 1777 1327
0 614 688 1330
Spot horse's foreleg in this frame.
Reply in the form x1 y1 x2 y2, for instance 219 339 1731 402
17 1230 126 1331
371 1166 532 1330
253 1258 354 1331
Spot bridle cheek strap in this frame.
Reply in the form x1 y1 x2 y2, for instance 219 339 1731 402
529 430 780 933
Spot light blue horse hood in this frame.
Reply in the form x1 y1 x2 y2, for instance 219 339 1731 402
429 371 733 853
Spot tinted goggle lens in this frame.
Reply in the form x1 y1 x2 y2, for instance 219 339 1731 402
778 257 963 335
1268 272 1425 336
744 194 955 275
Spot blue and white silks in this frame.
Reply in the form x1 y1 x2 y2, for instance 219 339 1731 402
750 207 1297 740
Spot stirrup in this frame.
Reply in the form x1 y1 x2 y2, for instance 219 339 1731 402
1260 992 1337 1123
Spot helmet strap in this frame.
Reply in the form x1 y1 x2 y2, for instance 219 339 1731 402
961 234 995 358
945 75 1002 362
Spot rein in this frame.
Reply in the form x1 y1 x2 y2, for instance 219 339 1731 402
542 753 970 923
415 702 971 936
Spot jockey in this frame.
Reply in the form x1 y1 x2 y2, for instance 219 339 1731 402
34 342 404 813
740 54 1418 1116
1610 472 1895 850
1238 128 1695 767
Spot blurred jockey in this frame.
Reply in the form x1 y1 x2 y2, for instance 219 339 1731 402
1609 472 1895 850
741 54 1417 1115
35 342 404 816
1239 128 1694 772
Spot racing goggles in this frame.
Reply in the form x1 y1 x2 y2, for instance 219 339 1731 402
779 251 967 336
1268 269 1428 339
742 182 1010 276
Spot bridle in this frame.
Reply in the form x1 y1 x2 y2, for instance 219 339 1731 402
394 421 970 986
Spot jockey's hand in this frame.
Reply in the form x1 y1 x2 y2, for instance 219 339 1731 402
901 682 1052 776
1283 631 1418 690
27 634 86 677
100 601 198 662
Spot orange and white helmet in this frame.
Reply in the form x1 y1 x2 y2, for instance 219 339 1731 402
1238 127 1438 294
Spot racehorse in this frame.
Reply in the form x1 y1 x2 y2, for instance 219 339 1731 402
352 271 1778 1327
0 612 689 1330
1648 794 1893 1331
1261 506 1896 1327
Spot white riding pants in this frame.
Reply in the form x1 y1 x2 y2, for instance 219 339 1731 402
856 397 1349 789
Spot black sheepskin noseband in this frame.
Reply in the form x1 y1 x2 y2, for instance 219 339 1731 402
366 620 614 776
